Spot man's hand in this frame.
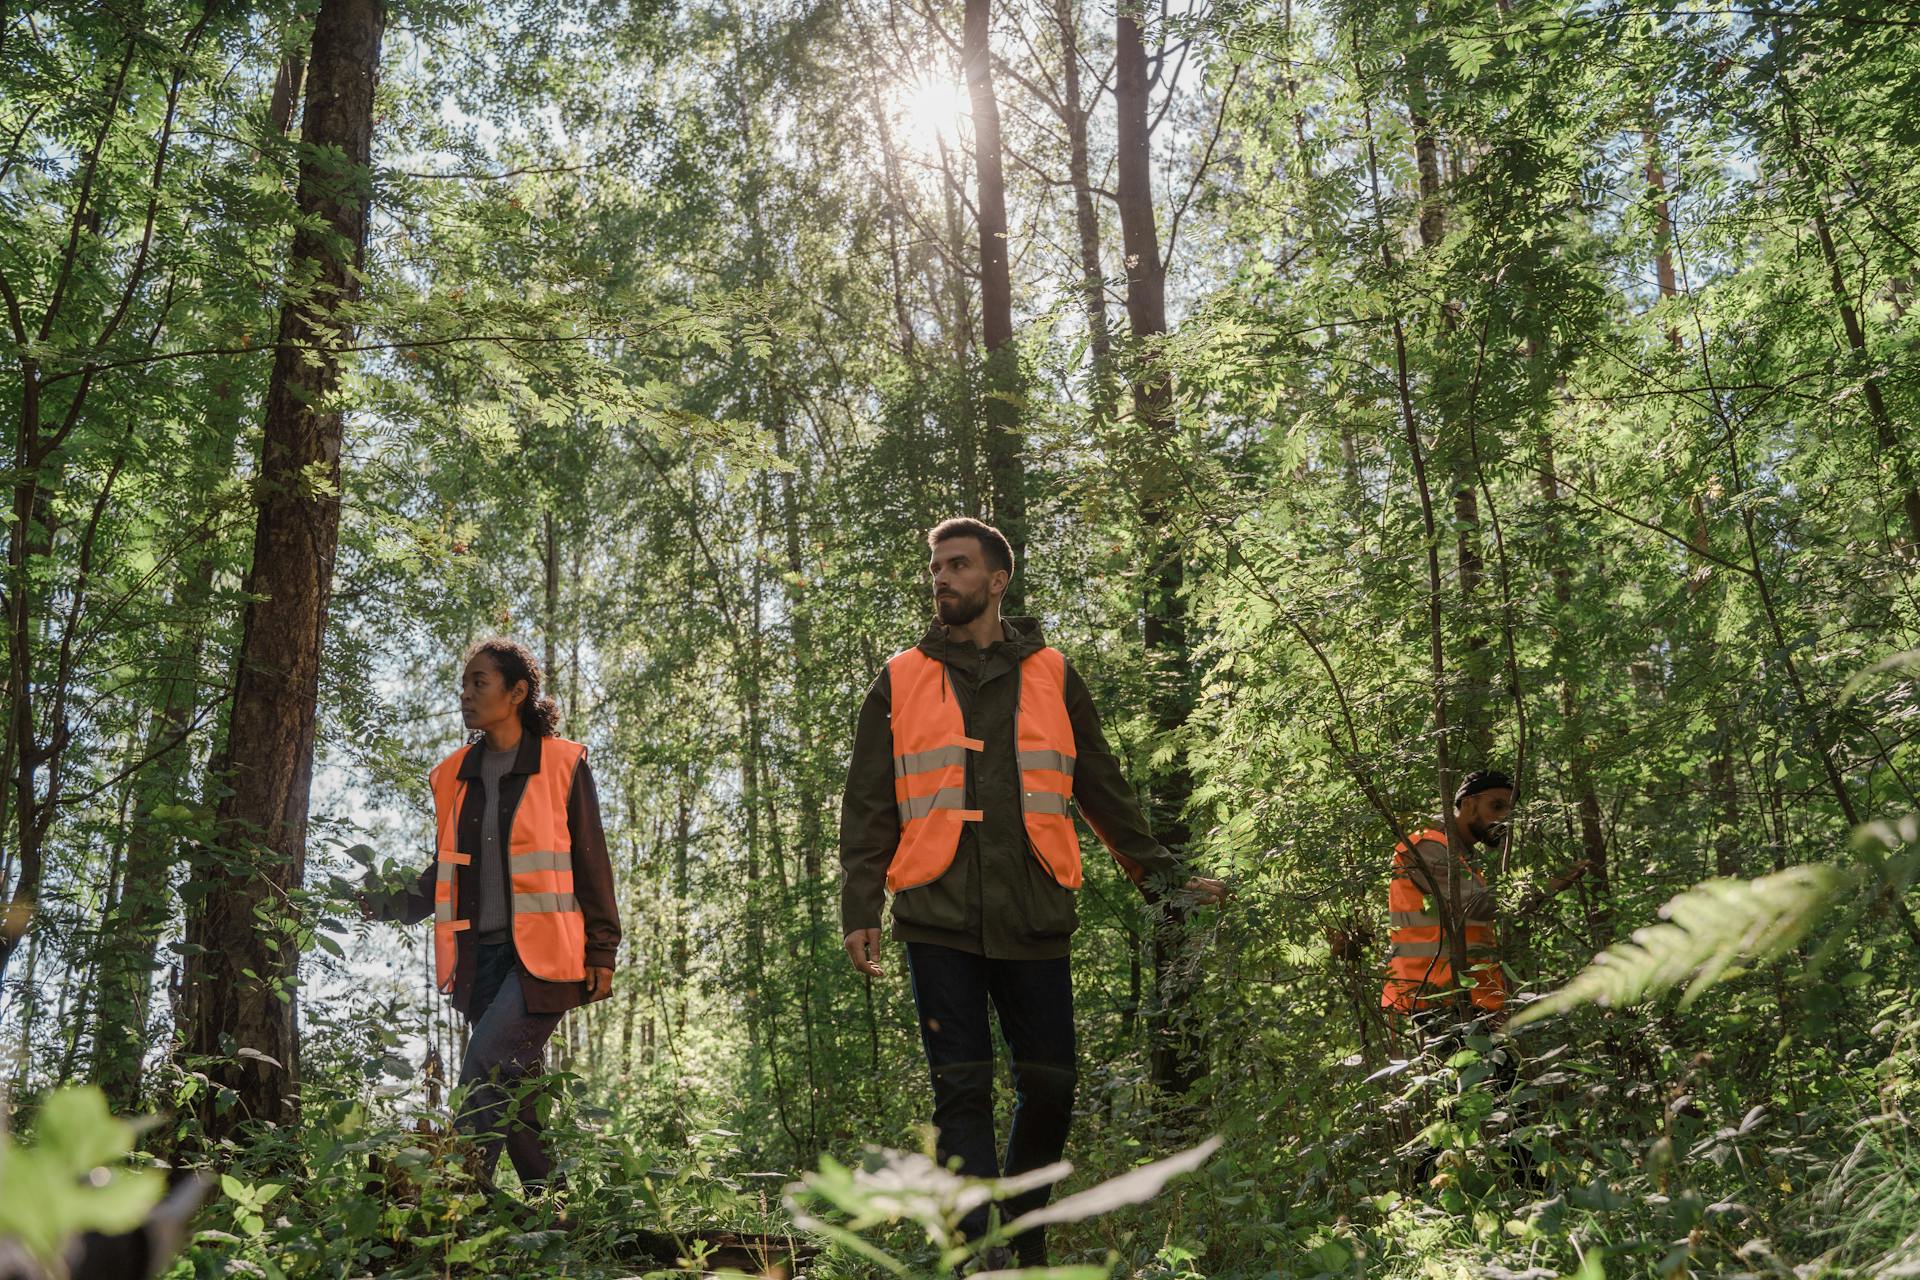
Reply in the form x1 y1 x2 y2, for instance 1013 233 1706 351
1185 876 1230 906
844 928 884 978
585 966 614 1002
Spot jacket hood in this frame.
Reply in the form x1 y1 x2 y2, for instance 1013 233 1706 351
914 614 1047 662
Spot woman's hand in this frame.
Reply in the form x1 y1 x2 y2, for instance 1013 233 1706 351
585 966 614 1002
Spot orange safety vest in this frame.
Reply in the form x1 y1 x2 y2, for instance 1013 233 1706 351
1380 825 1506 1014
428 737 590 992
886 645 1083 892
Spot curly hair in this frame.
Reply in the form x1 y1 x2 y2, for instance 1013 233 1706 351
465 636 562 739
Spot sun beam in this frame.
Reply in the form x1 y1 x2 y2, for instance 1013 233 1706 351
896 75 970 153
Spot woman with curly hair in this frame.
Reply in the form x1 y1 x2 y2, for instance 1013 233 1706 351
371 637 619 1196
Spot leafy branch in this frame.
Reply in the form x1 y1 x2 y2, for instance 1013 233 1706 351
1513 864 1853 1026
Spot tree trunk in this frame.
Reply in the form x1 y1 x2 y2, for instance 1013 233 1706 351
742 481 768 1099
1536 430 1613 939
1054 0 1115 418
1407 76 1492 766
1358 75 1471 997
671 768 690 1030
936 136 981 512
183 0 383 1135
1645 128 1681 350
1115 3 1203 1094
267 49 306 137
964 0 1026 604
772 421 823 883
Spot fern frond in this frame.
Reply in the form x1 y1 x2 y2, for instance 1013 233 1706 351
1511 864 1852 1027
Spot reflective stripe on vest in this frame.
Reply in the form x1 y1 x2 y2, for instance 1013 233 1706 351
1379 825 1506 1014
1015 647 1081 887
885 644 1085 892
427 737 591 991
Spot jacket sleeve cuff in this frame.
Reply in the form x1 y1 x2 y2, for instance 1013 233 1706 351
1134 848 1187 895
585 947 618 970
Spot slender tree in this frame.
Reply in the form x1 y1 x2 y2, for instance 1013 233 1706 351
183 0 385 1132
1113 1 1206 1093
964 0 1026 604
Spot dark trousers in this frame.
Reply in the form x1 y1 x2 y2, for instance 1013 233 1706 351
459 942 564 1190
1407 1005 1537 1186
906 942 1077 1261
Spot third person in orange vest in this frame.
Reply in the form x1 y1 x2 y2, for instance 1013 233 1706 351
1380 770 1515 1028
840 519 1227 1272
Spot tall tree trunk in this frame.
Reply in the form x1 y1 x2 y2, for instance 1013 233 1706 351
543 509 560 688
1645 128 1681 350
1054 0 1115 418
671 768 690 1027
771 420 823 884
964 0 1026 603
267 49 306 137
1358 72 1471 998
1536 431 1612 937
183 0 383 1135
1115 4 1203 1095
1407 72 1491 765
937 136 981 511
742 480 768 1100
1688 484 1745 885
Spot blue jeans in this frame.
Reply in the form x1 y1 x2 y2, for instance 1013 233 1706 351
458 943 564 1188
906 942 1077 1261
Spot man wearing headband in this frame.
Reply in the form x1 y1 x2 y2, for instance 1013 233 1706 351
1380 770 1517 1023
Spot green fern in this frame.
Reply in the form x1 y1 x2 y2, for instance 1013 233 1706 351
1512 864 1852 1027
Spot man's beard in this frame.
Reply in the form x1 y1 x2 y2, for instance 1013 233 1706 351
937 588 989 626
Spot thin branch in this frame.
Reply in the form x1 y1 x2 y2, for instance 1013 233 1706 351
1164 59 1240 269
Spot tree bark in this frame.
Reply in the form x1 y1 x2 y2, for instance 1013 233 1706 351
1357 70 1471 1000
772 420 823 883
1645 128 1681 350
543 509 560 688
1115 3 1203 1094
936 136 980 511
183 0 383 1135
268 50 307 137
1054 0 1115 418
671 768 691 1031
964 0 1026 605
1406 74 1492 766
1537 432 1613 936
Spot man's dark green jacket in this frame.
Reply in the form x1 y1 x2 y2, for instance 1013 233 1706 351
838 616 1182 960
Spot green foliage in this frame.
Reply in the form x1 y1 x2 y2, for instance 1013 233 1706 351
786 1140 1218 1277
8 0 1920 1276
0 1087 165 1266
1514 865 1853 1025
